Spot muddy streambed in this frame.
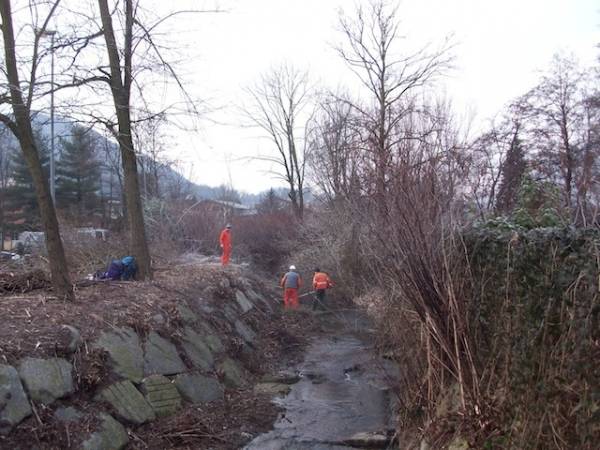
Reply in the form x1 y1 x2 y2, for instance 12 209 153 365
246 314 398 450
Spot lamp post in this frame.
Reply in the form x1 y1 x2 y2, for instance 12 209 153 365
39 29 56 203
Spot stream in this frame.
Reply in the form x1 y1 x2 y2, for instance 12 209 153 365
245 311 398 450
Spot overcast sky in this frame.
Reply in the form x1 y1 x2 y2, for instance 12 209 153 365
152 0 600 194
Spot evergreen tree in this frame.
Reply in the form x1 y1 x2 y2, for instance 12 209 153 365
496 132 527 214
257 188 283 214
56 126 101 224
3 131 50 231
512 175 564 228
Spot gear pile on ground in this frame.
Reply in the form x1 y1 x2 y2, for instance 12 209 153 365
0 260 318 449
0 269 50 294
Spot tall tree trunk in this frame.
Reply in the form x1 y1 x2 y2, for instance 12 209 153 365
98 0 152 279
0 1 73 299
288 186 300 219
288 127 304 220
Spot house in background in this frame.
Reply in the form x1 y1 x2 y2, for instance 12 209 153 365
196 199 256 222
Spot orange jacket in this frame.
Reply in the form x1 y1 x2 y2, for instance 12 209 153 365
220 228 231 249
313 272 333 290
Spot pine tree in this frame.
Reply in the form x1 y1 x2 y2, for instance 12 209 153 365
3 131 50 231
496 132 527 214
56 126 101 224
257 188 283 214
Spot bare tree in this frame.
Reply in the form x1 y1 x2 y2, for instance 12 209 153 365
97 0 152 278
0 0 73 299
134 112 167 199
308 93 361 202
99 129 124 226
244 64 312 220
45 1 215 275
519 54 589 219
578 92 600 223
336 0 453 205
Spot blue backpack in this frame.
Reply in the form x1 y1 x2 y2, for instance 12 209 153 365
121 256 137 280
100 256 136 281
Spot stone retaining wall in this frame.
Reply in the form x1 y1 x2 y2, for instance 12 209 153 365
0 286 274 449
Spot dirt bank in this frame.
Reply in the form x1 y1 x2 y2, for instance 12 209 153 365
0 260 320 449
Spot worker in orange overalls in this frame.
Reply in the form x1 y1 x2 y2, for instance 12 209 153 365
312 268 334 310
219 224 232 266
280 265 302 309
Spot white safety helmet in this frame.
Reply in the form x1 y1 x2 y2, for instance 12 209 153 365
289 265 296 270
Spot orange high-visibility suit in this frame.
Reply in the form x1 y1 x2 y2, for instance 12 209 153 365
312 272 333 290
220 227 232 266
280 270 302 309
312 271 333 310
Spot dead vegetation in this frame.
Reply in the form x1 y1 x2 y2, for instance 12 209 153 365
0 258 319 449
0 269 50 294
133 390 280 449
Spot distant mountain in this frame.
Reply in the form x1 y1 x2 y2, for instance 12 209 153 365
3 114 286 207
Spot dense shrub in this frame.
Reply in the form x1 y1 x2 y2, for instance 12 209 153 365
301 208 600 448
233 212 297 271
462 225 600 449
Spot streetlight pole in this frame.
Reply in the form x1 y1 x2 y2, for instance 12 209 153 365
49 31 56 204
39 29 56 203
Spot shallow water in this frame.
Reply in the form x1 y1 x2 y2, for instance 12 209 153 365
245 318 398 450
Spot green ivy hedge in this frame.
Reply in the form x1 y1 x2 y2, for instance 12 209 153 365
462 224 599 448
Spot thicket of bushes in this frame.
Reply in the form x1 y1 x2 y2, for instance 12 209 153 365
142 197 298 272
459 225 599 449
371 223 600 449
292 200 599 448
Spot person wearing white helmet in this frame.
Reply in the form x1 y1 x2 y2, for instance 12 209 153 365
280 265 302 309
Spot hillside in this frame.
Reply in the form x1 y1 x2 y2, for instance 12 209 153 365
1 115 272 207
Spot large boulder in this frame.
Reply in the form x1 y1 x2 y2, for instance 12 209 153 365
341 431 393 449
181 327 214 371
218 358 246 389
56 325 82 353
234 319 257 345
94 327 144 382
97 380 155 425
204 333 225 353
140 375 182 417
196 322 225 353
81 413 129 450
246 288 274 312
174 373 223 403
0 364 32 435
54 406 83 423
235 290 254 313
261 370 301 385
253 382 291 396
177 303 199 323
18 357 74 404
143 332 186 376
222 305 239 325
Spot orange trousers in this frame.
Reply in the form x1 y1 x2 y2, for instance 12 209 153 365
283 288 299 309
221 246 231 266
